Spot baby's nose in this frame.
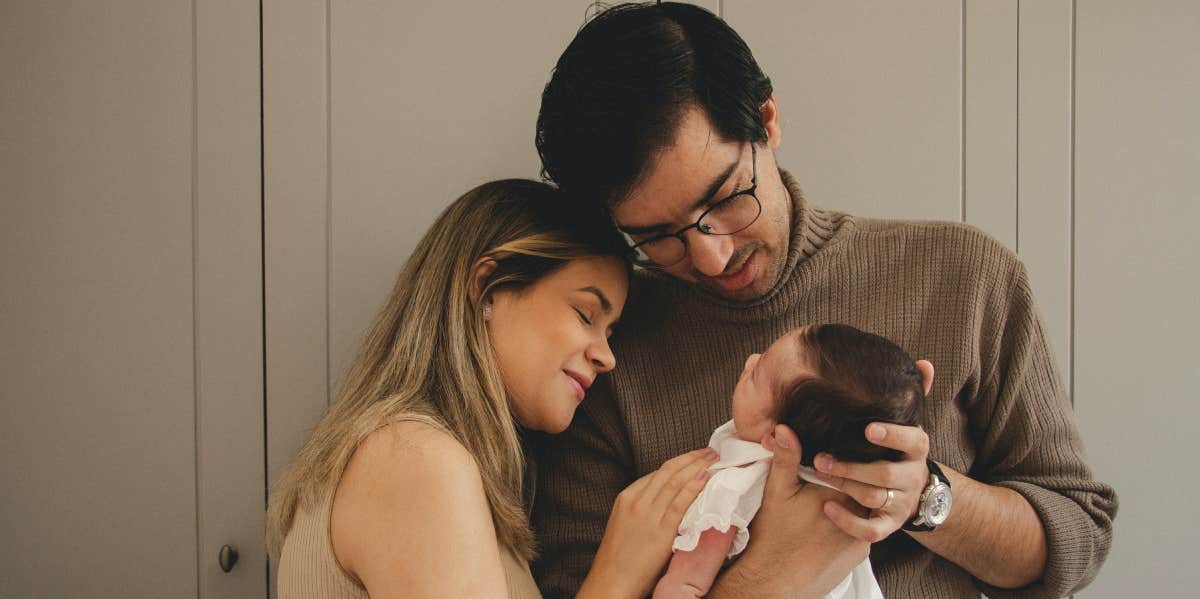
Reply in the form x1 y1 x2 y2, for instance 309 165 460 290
742 353 762 374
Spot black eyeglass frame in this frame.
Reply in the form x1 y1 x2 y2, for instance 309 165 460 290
628 143 761 268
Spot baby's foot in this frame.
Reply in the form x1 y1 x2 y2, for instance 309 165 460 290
652 576 706 599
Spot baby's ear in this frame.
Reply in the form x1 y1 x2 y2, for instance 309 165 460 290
916 360 935 396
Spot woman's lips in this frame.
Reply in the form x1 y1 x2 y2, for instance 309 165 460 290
564 371 590 401
712 250 758 292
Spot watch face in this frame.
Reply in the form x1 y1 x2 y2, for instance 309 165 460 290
927 484 953 526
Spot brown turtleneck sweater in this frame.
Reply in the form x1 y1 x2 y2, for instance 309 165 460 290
530 171 1117 598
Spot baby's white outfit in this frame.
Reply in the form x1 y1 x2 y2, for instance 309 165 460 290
673 420 884 599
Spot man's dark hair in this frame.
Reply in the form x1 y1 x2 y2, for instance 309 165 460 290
779 325 925 467
536 2 773 208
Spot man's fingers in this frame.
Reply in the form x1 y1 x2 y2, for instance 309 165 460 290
815 453 929 493
814 472 897 511
815 457 898 490
823 500 896 544
863 422 930 458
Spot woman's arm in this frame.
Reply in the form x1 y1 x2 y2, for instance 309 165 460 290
330 421 509 599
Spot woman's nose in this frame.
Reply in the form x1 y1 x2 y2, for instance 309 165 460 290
588 336 616 373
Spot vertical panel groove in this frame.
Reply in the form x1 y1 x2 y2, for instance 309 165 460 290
1014 0 1020 254
1069 21 1077 596
1069 4 1088 589
191 0 202 595
960 0 966 223
1069 0 1076 409
259 0 270 595
325 0 333 405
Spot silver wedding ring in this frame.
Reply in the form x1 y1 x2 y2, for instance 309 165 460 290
880 488 895 510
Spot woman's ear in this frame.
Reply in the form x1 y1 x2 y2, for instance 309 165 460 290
469 257 498 305
762 95 782 150
916 360 936 397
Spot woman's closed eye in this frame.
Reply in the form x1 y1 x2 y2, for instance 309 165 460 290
573 306 594 326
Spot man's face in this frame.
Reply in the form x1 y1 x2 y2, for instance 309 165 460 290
611 103 792 301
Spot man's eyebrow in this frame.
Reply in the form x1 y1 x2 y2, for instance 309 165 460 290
616 158 741 236
576 286 613 313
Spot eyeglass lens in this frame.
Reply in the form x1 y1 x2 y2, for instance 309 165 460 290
636 192 761 266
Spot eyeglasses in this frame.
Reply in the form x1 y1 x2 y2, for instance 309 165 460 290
628 143 761 268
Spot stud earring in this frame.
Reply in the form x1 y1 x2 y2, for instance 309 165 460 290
482 303 492 319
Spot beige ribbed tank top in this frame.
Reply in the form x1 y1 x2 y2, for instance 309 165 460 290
276 486 541 599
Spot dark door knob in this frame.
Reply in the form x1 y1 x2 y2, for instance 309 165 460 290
218 544 239 573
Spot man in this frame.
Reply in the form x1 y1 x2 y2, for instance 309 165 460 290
530 3 1117 598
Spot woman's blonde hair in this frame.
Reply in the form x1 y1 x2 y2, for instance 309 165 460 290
265 179 628 562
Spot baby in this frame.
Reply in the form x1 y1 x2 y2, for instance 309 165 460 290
653 324 927 599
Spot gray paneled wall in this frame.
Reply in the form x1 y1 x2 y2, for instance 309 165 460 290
1 0 264 597
964 0 1017 250
1073 1 1199 595
1 2 198 594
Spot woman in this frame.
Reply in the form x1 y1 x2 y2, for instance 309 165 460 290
266 179 717 598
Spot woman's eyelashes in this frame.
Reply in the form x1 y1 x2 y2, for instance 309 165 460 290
572 306 594 326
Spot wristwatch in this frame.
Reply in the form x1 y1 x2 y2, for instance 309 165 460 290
903 459 953 532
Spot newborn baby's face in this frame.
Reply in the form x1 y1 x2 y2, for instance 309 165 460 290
731 327 818 443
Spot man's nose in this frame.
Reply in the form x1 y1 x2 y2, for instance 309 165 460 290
686 230 734 277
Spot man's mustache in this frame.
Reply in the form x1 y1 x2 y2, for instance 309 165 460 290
692 243 760 281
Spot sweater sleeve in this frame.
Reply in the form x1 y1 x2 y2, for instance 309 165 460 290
967 256 1118 599
530 375 636 599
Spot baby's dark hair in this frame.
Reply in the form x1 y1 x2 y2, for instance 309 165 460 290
779 325 924 467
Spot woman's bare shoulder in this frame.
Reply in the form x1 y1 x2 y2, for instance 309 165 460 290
330 420 504 596
335 419 489 525
360 419 478 474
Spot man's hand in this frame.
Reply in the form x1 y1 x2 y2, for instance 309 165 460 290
811 421 931 542
710 425 869 599
812 422 1051 589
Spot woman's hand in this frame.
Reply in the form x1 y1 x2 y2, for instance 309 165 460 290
578 448 719 599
